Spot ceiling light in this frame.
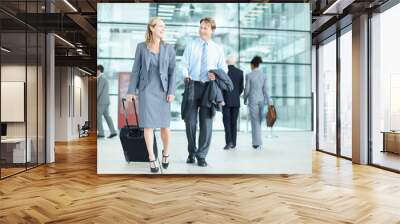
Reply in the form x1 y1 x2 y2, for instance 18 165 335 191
256 4 270 9
158 8 175 13
63 0 78 12
322 0 353 14
245 13 258 18
159 5 176 9
1 47 11 53
250 10 264 14
78 67 92 76
54 34 75 48
165 38 177 43
158 12 173 17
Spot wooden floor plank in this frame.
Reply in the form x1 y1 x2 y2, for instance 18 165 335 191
0 136 399 223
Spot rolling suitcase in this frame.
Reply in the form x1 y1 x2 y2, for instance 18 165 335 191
119 97 158 163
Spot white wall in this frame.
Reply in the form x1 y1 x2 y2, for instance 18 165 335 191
54 67 89 141
1 63 46 164
55 66 68 141
71 72 89 138
1 65 39 137
1 65 26 138
1 64 27 154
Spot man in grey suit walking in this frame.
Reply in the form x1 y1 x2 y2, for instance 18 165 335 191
243 56 273 149
97 65 117 138
181 17 228 167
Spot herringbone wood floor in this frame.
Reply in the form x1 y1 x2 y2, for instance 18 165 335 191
1 136 400 224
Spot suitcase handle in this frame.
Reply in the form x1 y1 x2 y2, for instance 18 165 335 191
121 97 140 128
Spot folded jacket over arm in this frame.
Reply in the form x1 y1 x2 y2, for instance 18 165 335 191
209 69 234 92
201 69 234 118
181 69 234 120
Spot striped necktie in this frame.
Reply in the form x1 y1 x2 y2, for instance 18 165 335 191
200 41 208 82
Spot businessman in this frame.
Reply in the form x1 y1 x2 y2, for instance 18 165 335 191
222 54 244 150
97 65 117 138
181 17 228 167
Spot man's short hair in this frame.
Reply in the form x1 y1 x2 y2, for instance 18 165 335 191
97 65 104 73
200 17 216 31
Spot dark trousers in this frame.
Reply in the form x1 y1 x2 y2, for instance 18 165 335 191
222 106 239 146
184 81 213 159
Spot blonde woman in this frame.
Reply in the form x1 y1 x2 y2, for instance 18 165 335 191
126 17 176 173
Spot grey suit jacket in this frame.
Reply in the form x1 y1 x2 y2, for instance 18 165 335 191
97 74 110 105
243 69 270 105
127 42 176 95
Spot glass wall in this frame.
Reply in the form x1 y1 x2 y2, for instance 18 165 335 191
317 36 337 154
371 4 400 171
97 3 312 132
0 1 46 179
339 28 352 158
1 26 28 178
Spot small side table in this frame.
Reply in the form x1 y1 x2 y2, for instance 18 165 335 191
381 131 400 154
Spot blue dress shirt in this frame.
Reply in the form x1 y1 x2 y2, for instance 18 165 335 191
181 37 228 82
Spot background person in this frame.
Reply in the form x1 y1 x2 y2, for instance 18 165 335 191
243 56 273 149
97 64 117 139
222 54 244 150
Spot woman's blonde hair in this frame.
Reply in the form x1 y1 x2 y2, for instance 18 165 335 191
145 17 165 45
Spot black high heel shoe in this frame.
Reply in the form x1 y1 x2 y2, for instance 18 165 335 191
162 150 169 169
149 160 159 173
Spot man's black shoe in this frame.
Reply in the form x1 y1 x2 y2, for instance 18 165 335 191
186 156 196 164
197 158 208 167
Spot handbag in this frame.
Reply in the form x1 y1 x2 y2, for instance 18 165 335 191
266 104 277 127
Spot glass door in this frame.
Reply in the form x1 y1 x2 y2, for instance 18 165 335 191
317 36 337 154
0 1 47 179
1 30 28 178
370 4 400 171
339 28 352 158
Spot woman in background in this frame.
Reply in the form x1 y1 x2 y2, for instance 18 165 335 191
126 17 176 173
243 56 273 150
